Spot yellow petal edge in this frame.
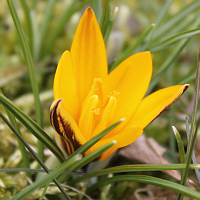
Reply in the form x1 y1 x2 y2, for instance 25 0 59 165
131 84 189 129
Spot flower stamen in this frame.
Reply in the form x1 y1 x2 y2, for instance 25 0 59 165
92 95 117 137
79 95 98 140
91 107 100 115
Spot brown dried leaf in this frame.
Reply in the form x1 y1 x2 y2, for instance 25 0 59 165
118 135 181 180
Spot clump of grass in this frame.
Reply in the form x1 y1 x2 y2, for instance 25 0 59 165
0 0 200 199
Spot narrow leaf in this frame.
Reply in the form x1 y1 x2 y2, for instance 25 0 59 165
86 175 200 199
150 28 200 53
0 168 83 175
6 0 44 161
103 7 118 47
70 163 200 185
100 0 111 38
58 140 117 183
178 49 200 200
0 93 64 162
186 117 200 184
172 126 186 165
0 112 71 200
65 118 124 162
10 154 82 200
154 0 200 39
0 89 31 178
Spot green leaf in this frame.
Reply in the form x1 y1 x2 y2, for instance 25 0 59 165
10 154 82 200
103 7 118 47
150 28 200 53
6 0 44 161
178 50 200 200
69 141 116 171
100 0 111 38
58 140 117 183
70 163 200 185
186 117 200 184
72 119 124 157
154 0 200 40
172 126 186 165
39 183 49 200
19 0 34 56
147 39 189 94
0 93 65 162
0 90 31 178
57 118 123 182
90 0 102 24
86 175 200 199
37 0 56 61
178 73 196 85
0 112 71 200
0 168 83 175
145 0 174 48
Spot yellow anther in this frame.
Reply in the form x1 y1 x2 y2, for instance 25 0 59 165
91 107 100 115
89 78 104 106
93 78 103 84
79 95 98 139
92 78 103 94
92 95 117 137
107 90 120 98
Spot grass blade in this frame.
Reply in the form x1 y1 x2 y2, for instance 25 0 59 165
186 117 200 184
71 118 124 157
0 89 31 178
69 141 116 171
90 0 102 23
86 175 200 199
37 0 56 61
57 119 124 182
103 7 118 47
58 141 116 183
154 0 200 40
172 126 186 164
150 28 200 53
0 112 72 200
100 0 111 39
70 163 200 185
178 50 200 200
145 0 174 48
10 154 82 200
6 0 44 161
0 168 82 175
19 0 34 56
147 39 189 93
0 93 64 162
148 15 199 93
39 183 49 200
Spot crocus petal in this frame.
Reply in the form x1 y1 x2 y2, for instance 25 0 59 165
130 84 189 129
71 8 107 103
51 7 190 162
86 126 143 161
103 52 152 124
50 99 86 155
53 50 79 122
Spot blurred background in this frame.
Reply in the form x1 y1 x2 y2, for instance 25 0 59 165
0 0 199 199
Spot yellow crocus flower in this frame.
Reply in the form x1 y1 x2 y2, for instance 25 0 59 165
50 8 189 161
